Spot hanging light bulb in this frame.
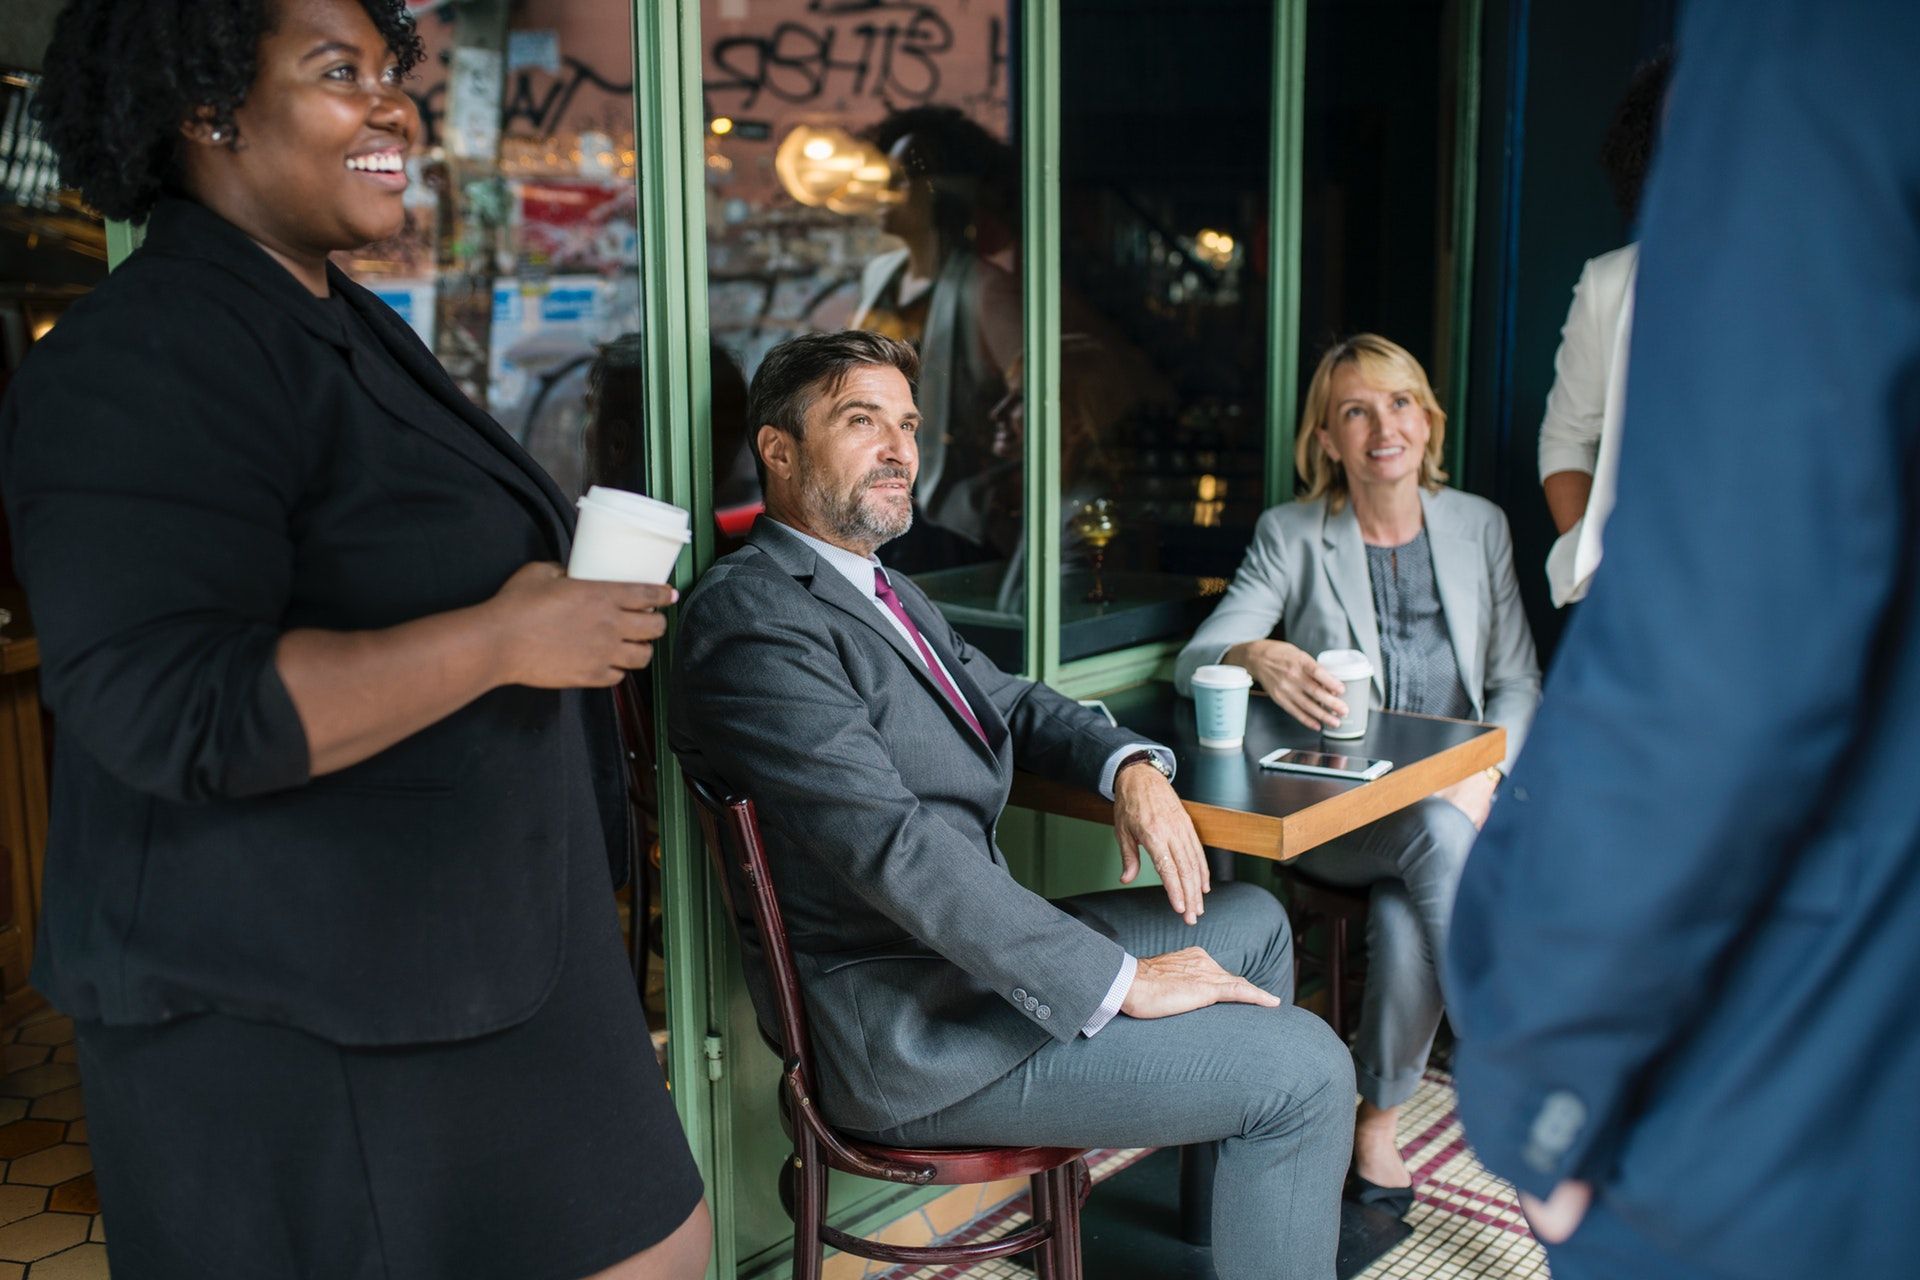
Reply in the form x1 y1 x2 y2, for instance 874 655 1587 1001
775 124 894 214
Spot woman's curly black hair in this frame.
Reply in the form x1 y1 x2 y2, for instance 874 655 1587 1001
32 0 426 223
1599 49 1675 226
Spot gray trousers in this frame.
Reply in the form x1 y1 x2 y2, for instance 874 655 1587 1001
1292 797 1478 1109
855 882 1354 1280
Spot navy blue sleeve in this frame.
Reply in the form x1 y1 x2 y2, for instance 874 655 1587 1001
1445 0 1920 1196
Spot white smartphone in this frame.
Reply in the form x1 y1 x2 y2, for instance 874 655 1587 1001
1257 747 1393 781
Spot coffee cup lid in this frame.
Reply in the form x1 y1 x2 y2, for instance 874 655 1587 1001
1191 663 1253 689
578 486 691 537
1315 648 1373 681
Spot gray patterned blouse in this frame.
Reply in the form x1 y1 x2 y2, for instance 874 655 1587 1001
1365 530 1474 719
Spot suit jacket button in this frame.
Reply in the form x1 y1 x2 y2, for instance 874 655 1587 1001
1012 988 1027 1003
1037 1004 1051 1020
1523 1090 1588 1174
1025 996 1039 1012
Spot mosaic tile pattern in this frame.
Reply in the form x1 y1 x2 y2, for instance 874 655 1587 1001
872 1074 1546 1280
0 1014 106 1279
1356 1071 1548 1280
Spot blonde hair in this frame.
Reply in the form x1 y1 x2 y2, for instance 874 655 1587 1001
1294 334 1449 509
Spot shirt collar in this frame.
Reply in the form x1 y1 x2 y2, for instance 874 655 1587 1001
771 519 888 601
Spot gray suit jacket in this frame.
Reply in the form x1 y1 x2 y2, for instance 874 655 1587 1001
669 518 1144 1132
1174 487 1541 768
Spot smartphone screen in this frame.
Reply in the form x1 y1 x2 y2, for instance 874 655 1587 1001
1279 750 1371 772
1257 748 1392 778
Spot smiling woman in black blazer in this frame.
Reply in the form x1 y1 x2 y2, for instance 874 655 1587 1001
0 2 708 1277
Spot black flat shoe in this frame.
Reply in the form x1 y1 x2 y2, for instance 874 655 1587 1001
1346 1171 1416 1219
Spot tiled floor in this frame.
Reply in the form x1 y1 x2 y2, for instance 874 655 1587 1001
872 1072 1547 1280
0 1012 106 1280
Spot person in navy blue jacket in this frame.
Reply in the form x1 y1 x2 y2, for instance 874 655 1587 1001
1446 3 1920 1277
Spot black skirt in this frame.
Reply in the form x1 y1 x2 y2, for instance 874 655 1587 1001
74 809 703 1280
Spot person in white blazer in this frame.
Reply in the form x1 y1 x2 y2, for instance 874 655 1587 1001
1176 335 1541 1212
1538 242 1635 606
1538 52 1672 606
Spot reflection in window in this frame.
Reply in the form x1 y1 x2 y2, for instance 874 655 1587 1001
1052 0 1275 662
1299 0 1465 408
331 0 646 503
701 0 1026 665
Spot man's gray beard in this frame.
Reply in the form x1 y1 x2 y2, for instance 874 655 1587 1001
800 461 914 548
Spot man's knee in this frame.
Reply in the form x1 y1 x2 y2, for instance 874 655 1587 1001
1207 880 1293 990
1234 1005 1356 1136
1210 879 1290 940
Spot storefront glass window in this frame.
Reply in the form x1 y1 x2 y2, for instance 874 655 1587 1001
1300 0 1466 410
700 0 1027 668
333 0 647 502
1050 0 1274 663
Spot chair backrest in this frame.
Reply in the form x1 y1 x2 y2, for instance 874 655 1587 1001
685 777 938 1183
685 777 817 1084
612 675 657 987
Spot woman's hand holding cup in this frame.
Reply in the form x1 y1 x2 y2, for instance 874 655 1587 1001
484 562 677 689
1224 639 1348 731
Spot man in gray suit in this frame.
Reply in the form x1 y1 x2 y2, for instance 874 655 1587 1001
671 331 1353 1279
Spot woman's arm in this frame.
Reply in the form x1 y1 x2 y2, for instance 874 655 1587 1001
1478 513 1544 769
279 564 673 777
1538 259 1611 532
1542 470 1595 535
1174 510 1294 694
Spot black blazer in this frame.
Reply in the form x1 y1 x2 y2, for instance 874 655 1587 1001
0 198 628 1045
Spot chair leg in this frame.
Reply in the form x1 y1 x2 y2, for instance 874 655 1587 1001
1051 1162 1086 1280
1029 1168 1058 1280
1327 915 1348 1041
791 1134 827 1280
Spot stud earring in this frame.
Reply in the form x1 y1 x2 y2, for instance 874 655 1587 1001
210 127 229 143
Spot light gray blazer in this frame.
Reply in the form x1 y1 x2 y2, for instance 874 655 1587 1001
669 518 1146 1132
1174 488 1541 769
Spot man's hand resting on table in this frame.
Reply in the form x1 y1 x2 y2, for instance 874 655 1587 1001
1113 761 1211 925
1120 947 1283 1019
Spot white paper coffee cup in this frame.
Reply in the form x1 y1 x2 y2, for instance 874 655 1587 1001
1315 648 1373 739
1191 663 1254 749
568 485 691 583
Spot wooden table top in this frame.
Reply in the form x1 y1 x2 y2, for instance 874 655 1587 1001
1011 681 1504 862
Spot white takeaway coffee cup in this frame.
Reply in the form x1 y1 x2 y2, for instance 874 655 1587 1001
1190 663 1255 750
1315 648 1374 739
567 485 692 584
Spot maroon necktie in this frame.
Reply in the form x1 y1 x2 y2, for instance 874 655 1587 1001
873 568 988 742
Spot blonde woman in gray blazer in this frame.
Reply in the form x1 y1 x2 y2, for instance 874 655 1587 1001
1176 335 1540 1212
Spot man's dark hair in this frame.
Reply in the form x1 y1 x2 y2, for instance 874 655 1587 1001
745 330 920 488
33 0 426 223
1600 49 1675 226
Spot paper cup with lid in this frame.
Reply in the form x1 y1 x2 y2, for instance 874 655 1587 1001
568 485 692 584
1190 663 1255 749
1315 648 1374 739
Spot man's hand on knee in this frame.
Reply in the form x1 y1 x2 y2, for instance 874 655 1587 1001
1120 946 1282 1019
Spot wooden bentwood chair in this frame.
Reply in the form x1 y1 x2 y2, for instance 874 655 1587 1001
686 779 1092 1280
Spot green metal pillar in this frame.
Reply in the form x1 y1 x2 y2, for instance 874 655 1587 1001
1020 0 1063 686
1265 0 1307 507
629 2 725 1275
